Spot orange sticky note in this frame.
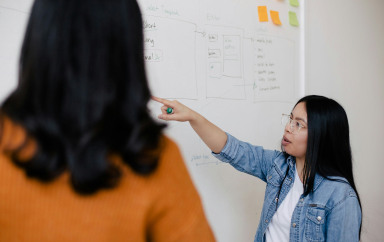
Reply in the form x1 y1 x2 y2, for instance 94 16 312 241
270 10 282 25
258 6 268 22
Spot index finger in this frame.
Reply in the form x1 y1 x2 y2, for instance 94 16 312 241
151 96 173 107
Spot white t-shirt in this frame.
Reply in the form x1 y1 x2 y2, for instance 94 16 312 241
265 166 303 242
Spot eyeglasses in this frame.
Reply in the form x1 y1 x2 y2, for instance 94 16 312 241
281 114 306 134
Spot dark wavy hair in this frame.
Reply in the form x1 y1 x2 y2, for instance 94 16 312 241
0 0 165 194
298 95 362 237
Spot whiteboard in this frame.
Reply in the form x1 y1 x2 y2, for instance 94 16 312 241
0 0 304 241
142 1 303 241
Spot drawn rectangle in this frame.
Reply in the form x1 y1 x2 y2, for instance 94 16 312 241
208 34 218 42
144 16 197 99
144 49 163 62
223 59 241 78
205 25 245 100
223 35 240 59
209 62 222 78
253 36 295 102
208 49 221 58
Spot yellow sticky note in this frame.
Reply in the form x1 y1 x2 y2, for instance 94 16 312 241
289 11 299 26
270 11 282 25
290 0 300 7
258 6 268 22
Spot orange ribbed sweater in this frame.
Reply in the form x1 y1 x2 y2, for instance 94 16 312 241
0 117 215 242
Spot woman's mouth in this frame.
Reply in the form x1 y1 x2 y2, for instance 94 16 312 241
282 136 291 146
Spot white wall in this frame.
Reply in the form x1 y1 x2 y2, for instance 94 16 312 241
306 0 384 240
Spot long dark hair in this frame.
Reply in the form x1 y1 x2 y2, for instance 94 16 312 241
298 95 362 236
0 0 165 194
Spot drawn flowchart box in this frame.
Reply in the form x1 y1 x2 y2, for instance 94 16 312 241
144 15 197 99
209 62 222 78
253 36 295 102
205 26 245 100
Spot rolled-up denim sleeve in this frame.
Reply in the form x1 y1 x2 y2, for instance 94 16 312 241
325 194 362 242
212 133 281 182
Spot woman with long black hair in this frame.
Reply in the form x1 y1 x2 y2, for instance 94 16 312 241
153 95 362 242
0 0 215 241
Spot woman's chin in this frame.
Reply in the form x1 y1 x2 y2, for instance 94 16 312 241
283 148 294 156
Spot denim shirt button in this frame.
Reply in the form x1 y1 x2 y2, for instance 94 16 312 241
292 223 296 228
317 216 322 221
265 219 269 223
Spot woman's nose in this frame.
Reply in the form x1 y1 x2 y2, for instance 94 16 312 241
285 122 293 133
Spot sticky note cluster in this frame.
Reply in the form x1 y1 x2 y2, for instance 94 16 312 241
257 6 299 27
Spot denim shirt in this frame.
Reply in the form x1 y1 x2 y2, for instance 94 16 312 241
212 133 361 242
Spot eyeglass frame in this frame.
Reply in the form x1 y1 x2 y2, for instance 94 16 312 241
281 113 307 134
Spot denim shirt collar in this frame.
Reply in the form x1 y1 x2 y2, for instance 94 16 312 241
287 155 324 191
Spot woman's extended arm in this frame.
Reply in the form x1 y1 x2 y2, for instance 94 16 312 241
152 97 227 154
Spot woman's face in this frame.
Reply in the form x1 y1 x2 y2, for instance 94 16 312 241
281 102 308 161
